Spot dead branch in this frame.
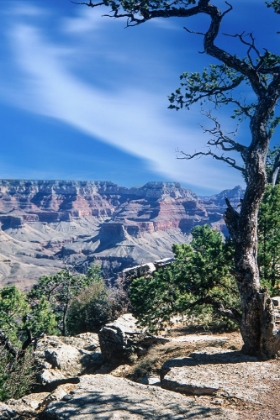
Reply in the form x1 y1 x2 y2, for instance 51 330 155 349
177 149 245 172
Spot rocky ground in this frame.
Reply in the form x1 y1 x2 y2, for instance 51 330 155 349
1 315 280 419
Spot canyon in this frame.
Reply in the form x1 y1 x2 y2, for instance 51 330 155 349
0 180 243 289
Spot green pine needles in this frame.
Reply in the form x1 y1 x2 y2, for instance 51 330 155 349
130 225 240 332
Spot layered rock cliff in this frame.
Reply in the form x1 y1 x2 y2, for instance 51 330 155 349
0 180 243 288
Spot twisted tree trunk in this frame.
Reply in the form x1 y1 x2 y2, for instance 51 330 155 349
225 128 280 357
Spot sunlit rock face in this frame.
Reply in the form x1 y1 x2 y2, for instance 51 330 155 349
0 180 243 288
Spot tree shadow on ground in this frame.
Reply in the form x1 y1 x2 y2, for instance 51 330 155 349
163 350 258 369
38 389 223 419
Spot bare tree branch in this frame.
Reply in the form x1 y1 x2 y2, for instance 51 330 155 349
201 112 248 157
184 26 206 36
216 305 242 324
177 148 245 172
71 0 104 7
223 32 262 68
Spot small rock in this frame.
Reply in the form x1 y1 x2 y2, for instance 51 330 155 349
211 398 224 406
0 403 19 419
138 375 161 386
272 296 280 307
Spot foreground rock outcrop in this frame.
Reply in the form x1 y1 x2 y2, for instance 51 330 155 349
0 180 243 288
2 317 280 419
33 333 102 392
39 374 234 419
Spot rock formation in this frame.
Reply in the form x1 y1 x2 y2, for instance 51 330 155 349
0 180 244 288
0 314 239 419
3 313 279 419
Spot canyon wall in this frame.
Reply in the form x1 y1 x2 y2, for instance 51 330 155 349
0 180 243 288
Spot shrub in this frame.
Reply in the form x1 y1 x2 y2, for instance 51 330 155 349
130 225 240 332
66 280 123 334
0 349 35 401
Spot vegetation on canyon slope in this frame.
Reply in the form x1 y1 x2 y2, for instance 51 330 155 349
0 266 124 401
131 183 280 332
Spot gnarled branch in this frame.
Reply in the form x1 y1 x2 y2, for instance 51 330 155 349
177 148 244 172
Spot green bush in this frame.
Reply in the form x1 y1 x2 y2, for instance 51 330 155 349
0 285 58 401
0 349 35 401
130 225 240 332
28 265 105 335
258 184 280 294
66 280 123 334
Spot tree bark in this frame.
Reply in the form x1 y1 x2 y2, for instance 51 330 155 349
224 131 280 357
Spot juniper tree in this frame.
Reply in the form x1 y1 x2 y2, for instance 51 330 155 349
130 225 239 331
28 265 103 336
80 0 280 357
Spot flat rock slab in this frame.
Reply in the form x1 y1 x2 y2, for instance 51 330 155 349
40 374 237 419
161 347 280 403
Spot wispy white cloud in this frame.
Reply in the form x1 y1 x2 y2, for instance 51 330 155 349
62 7 110 34
0 2 244 193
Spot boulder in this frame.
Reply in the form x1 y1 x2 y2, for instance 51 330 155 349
39 374 234 419
272 296 280 307
0 400 37 419
34 333 102 378
98 314 168 363
0 402 22 419
4 384 77 418
34 369 80 393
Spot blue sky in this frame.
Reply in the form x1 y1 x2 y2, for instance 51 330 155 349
0 1 279 195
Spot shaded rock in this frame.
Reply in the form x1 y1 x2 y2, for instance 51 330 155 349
44 344 81 374
39 374 233 419
20 392 49 410
110 364 133 377
4 385 78 419
98 324 127 363
272 296 280 307
98 314 168 363
37 368 67 386
40 383 77 408
1 400 37 419
0 402 21 419
34 368 80 393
